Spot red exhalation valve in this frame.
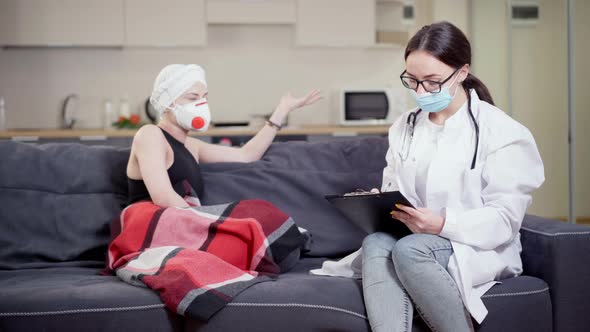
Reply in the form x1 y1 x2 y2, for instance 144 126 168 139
192 117 206 129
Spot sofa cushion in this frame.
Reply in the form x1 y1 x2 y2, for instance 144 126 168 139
478 275 552 332
184 259 552 332
201 138 388 257
186 257 370 332
0 138 387 268
521 215 590 332
0 266 182 332
0 142 129 269
0 258 552 332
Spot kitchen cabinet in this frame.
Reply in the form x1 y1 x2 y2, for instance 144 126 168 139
295 0 375 47
0 0 124 46
124 0 206 47
206 0 296 25
375 0 412 46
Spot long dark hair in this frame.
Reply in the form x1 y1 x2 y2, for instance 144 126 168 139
404 21 494 106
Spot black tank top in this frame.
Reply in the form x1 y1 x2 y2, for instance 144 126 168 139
127 128 204 205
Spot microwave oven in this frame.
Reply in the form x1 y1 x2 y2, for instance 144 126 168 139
339 88 397 126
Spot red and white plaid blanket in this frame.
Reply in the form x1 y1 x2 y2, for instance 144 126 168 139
105 198 305 321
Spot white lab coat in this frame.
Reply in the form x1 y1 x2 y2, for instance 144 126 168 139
312 90 545 323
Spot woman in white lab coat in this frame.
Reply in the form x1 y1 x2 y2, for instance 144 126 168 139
361 21 545 331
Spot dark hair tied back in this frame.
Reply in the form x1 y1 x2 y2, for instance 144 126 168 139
405 21 494 105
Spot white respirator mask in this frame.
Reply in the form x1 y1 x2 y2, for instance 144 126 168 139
172 98 211 131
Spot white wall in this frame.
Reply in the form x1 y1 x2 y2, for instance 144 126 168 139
472 0 589 219
432 0 470 37
574 0 590 219
0 25 406 129
471 0 509 112
511 0 569 218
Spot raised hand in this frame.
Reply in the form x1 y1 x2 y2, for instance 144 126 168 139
277 89 322 113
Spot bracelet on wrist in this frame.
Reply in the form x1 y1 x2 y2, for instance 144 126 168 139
266 119 283 131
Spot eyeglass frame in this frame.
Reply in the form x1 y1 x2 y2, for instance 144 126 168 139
399 68 460 93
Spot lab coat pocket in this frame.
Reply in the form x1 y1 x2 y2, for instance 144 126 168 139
460 165 484 207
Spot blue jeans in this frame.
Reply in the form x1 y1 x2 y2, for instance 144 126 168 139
362 232 474 332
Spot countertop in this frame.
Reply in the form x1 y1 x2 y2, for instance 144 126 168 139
0 125 390 139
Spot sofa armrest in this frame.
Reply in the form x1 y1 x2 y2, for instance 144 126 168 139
520 214 590 332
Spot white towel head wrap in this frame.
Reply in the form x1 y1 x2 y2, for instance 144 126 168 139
149 64 207 116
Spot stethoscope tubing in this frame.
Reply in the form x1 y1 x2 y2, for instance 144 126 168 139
400 108 479 170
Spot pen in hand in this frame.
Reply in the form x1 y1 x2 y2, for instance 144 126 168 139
384 182 392 192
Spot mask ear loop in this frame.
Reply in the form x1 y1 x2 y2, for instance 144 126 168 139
449 71 462 98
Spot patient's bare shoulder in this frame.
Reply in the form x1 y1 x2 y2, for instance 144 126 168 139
133 124 165 146
129 125 169 166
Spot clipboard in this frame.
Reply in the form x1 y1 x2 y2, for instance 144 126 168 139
325 191 414 237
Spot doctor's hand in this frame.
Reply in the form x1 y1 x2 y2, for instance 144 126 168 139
390 204 445 235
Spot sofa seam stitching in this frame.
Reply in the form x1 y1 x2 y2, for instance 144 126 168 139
481 287 549 298
0 304 165 317
226 302 367 320
521 227 590 237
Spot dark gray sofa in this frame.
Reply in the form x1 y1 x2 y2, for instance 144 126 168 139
0 137 588 332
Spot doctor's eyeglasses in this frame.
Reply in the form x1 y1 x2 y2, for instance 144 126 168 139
399 68 459 93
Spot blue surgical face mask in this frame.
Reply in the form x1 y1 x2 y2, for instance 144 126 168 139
410 74 460 113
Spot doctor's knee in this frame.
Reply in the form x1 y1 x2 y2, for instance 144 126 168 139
362 232 397 258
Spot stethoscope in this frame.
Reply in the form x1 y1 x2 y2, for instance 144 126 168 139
398 108 480 170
